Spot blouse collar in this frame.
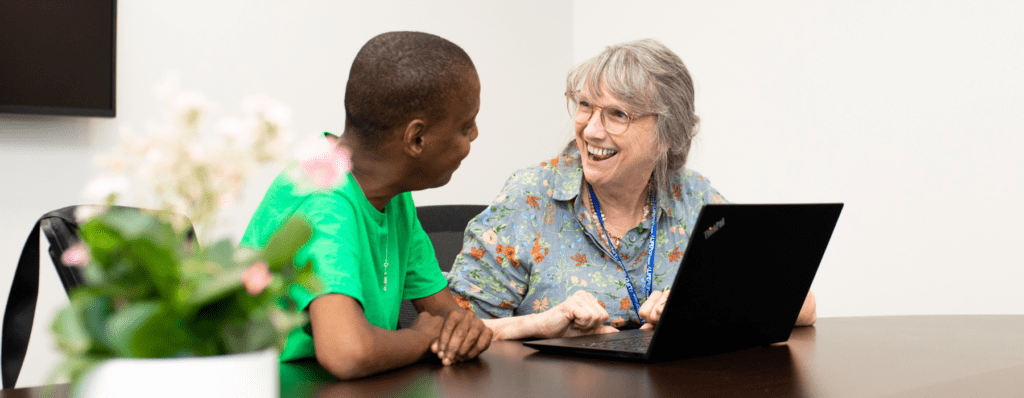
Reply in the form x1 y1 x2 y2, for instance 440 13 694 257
548 144 675 219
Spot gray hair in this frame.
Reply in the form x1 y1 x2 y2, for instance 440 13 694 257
565 38 699 197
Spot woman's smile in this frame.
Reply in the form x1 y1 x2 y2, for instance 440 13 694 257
586 142 618 161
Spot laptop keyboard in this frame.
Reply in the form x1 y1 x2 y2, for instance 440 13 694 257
581 335 653 352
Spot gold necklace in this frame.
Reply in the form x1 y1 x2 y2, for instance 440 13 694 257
585 184 654 242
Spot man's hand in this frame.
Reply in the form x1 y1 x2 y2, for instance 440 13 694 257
430 310 493 366
638 289 670 330
535 290 618 338
409 312 445 345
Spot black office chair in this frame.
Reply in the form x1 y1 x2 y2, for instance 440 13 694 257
397 204 487 329
1 205 194 389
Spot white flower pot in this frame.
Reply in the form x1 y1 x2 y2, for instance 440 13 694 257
73 348 279 398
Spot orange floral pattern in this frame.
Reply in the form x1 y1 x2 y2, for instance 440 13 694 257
470 247 485 260
571 253 587 267
668 246 684 263
453 293 473 311
525 195 540 210
531 232 549 264
532 297 550 312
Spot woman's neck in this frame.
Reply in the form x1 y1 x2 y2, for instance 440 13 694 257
585 177 652 236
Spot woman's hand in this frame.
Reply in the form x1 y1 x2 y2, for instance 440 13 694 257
535 290 619 338
795 290 816 326
638 289 670 330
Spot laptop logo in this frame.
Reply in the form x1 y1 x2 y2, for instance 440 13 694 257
704 217 725 239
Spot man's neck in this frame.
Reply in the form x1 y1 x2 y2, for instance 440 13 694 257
341 135 406 212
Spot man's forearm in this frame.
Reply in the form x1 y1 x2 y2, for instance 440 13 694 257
318 326 433 380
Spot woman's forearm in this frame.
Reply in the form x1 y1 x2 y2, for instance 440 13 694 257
482 314 543 340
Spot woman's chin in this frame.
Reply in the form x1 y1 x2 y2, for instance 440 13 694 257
582 160 615 188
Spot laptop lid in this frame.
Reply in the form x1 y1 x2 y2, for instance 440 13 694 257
524 203 843 362
647 203 842 361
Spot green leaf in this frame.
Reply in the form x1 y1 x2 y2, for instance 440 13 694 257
124 238 180 300
77 294 115 354
184 269 246 312
79 221 127 269
263 217 312 272
104 302 162 357
51 306 91 355
221 316 277 354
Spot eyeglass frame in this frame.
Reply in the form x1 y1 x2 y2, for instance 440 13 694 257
565 91 656 135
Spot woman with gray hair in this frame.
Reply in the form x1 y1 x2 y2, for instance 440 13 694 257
442 39 815 345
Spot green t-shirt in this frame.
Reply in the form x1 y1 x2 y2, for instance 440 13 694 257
240 170 448 362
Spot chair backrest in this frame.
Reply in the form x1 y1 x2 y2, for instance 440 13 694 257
1 205 194 389
397 204 486 329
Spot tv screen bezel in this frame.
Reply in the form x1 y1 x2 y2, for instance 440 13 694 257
0 0 117 118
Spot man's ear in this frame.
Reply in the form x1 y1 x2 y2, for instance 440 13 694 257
402 118 427 157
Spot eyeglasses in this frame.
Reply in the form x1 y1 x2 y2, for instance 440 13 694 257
565 91 653 135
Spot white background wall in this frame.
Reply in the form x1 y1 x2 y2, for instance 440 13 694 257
1 0 1022 388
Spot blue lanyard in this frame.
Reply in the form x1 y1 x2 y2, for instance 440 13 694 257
587 183 658 325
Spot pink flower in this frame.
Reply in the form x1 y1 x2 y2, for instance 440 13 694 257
242 261 272 296
60 243 90 268
297 139 351 190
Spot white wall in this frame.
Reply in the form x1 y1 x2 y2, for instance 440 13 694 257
574 0 1024 317
0 0 572 387
3 0 1023 389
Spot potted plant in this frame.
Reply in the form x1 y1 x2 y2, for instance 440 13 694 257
48 80 331 397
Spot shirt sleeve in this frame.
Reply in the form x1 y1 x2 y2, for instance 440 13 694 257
402 209 448 301
687 170 729 205
289 196 367 313
447 174 534 319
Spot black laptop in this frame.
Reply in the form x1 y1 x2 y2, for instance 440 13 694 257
523 203 843 362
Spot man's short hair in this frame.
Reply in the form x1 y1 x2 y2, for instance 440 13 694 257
344 31 475 148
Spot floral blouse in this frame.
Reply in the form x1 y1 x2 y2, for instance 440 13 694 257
447 145 727 327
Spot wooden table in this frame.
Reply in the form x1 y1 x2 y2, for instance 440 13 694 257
4 315 1024 397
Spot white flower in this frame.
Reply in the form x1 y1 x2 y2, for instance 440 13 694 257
74 205 108 222
172 91 211 127
218 117 257 146
83 175 129 204
242 94 292 126
86 79 295 241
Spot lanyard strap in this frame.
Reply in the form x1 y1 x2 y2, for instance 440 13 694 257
587 183 658 325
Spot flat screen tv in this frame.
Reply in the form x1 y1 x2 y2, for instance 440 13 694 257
0 0 116 117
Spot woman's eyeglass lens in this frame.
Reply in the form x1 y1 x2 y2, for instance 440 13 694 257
567 97 632 135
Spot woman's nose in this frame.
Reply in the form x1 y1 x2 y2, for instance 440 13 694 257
583 111 606 137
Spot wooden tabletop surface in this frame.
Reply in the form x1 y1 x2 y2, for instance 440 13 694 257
4 315 1024 397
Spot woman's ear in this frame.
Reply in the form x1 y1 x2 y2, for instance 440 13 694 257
402 118 427 157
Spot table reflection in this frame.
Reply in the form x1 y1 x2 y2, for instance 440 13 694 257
280 332 817 398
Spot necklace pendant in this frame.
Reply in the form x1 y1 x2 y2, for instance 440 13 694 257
383 276 387 291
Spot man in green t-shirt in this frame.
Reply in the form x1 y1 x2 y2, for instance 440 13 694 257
241 31 491 379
